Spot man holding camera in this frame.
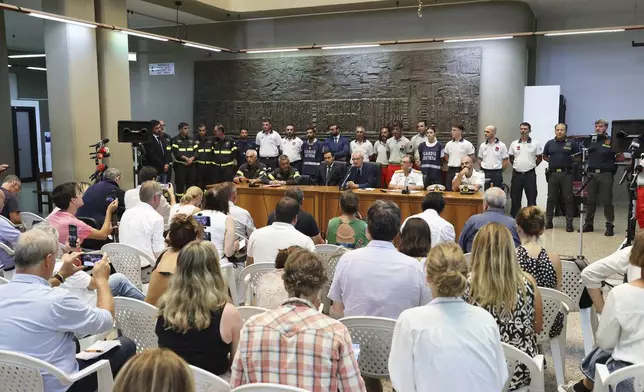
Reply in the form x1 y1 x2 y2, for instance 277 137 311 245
77 168 125 224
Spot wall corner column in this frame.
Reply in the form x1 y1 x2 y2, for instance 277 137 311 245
0 11 15 171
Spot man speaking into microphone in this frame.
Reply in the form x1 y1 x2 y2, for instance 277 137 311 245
341 151 378 189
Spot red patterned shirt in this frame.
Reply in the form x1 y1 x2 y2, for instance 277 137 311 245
230 298 366 392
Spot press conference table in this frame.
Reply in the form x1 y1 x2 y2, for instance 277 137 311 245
234 185 484 239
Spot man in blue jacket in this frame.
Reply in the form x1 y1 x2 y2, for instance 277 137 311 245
323 124 350 162
342 151 378 189
77 167 125 224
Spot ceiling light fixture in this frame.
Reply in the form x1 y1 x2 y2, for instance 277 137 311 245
28 12 97 28
321 44 381 50
246 48 299 54
544 29 626 37
444 36 513 43
120 30 169 42
183 42 222 52
27 66 47 71
8 54 46 59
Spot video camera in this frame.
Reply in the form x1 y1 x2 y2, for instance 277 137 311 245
611 120 644 154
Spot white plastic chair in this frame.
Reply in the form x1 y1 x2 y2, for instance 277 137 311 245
339 316 396 379
240 263 276 306
101 243 155 290
464 252 472 264
114 297 158 353
594 363 644 392
0 276 9 285
237 306 268 323
231 384 309 392
20 212 44 230
0 214 17 229
190 365 231 392
316 244 348 314
560 260 597 356
0 242 14 256
501 343 545 392
0 349 113 392
537 287 576 387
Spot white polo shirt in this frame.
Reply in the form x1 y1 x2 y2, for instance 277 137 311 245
256 130 282 158
508 138 543 172
247 222 316 265
461 170 486 191
119 202 166 262
350 139 374 158
478 138 509 170
386 136 412 164
444 139 475 167
389 169 424 188
410 133 427 151
281 136 303 163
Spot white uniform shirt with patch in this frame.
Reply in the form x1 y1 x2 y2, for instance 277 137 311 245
389 169 424 188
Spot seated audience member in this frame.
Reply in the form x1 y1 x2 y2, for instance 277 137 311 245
112 348 196 392
168 186 202 223
198 185 238 263
233 149 267 185
156 240 243 379
344 151 378 189
227 182 255 240
47 182 118 246
1 174 22 224
120 181 166 261
77 167 126 223
145 214 203 306
562 237 644 392
401 192 455 247
124 166 175 223
389 242 508 392
0 206 20 277
463 222 543 391
314 150 345 186
268 188 323 245
231 249 366 391
47 182 92 219
0 228 136 392
459 187 520 253
388 154 424 190
516 206 564 338
329 200 432 319
247 197 316 265
255 246 304 309
399 217 431 263
582 232 643 314
452 155 485 192
262 155 302 185
327 190 369 249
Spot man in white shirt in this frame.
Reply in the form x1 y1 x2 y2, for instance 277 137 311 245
508 122 542 217
452 156 485 192
444 124 476 190
281 124 303 173
256 117 282 171
401 192 455 246
478 125 509 190
350 126 374 160
388 154 424 191
410 120 428 162
120 181 166 263
227 183 255 241
124 166 175 223
246 197 315 265
385 121 412 182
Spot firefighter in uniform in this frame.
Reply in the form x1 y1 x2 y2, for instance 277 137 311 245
171 122 198 196
584 119 618 236
212 124 237 184
234 149 267 185
195 124 215 189
262 155 302 185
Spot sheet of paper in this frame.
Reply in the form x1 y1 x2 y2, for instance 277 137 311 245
76 340 121 361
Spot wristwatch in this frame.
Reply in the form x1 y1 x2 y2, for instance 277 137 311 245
53 273 65 284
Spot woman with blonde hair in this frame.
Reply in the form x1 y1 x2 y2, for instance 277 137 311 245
463 222 543 391
389 242 508 392
168 186 202 222
112 348 195 392
155 240 242 379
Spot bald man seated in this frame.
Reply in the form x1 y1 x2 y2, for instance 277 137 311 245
452 156 485 192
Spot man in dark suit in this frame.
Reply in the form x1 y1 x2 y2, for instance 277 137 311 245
314 151 345 186
343 151 378 189
323 124 350 162
141 119 172 183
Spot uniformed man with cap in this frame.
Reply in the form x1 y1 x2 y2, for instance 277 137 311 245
212 124 238 184
584 119 618 236
478 125 509 190
388 154 425 191
194 124 215 189
171 122 199 196
262 155 302 185
543 123 581 232
234 149 267 185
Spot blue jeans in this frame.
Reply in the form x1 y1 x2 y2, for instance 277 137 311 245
108 273 145 301
581 347 634 392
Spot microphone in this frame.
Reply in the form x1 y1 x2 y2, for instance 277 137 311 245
89 138 110 148
402 174 410 195
339 166 354 190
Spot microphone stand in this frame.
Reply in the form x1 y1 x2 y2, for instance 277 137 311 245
339 166 353 190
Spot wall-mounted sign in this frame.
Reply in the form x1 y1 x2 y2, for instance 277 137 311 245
149 63 175 76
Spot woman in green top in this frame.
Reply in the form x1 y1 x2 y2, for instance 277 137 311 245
326 190 369 249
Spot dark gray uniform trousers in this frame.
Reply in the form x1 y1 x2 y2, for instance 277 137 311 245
546 171 574 224
585 172 615 226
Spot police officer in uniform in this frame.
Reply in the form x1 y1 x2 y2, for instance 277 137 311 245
584 119 617 236
236 128 257 166
262 155 302 185
543 123 580 232
171 122 198 196
212 124 237 184
195 124 214 189
234 149 267 185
